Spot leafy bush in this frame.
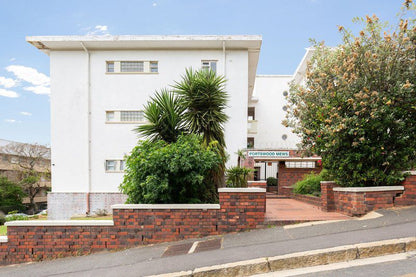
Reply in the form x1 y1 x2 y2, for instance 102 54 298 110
293 171 325 196
226 167 253 187
266 177 278 186
0 215 5 225
285 4 416 187
120 134 222 204
0 176 26 214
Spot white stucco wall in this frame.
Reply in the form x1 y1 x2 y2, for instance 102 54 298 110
250 75 300 150
50 49 249 193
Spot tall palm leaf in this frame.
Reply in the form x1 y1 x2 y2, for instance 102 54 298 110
173 68 229 147
135 89 186 143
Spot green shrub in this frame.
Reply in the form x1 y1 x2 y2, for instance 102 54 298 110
0 215 5 225
226 167 253 188
266 177 278 186
293 171 323 196
0 177 26 214
120 134 222 204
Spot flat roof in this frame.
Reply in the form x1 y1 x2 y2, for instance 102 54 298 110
26 35 262 53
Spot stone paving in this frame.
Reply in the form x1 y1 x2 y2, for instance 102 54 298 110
265 197 350 223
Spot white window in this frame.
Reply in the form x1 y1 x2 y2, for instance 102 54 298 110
106 111 115 122
150 61 158 73
201 60 217 72
105 111 145 123
285 162 316 168
105 160 126 172
121 61 144 72
11 157 18 164
106 62 115 73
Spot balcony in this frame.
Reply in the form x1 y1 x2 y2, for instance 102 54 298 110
248 120 258 134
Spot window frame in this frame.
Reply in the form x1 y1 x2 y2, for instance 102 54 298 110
105 110 146 124
105 159 126 173
201 60 218 72
105 60 159 74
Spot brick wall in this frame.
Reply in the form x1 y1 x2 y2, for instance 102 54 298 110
0 188 265 266
320 181 337 212
395 174 416 206
247 181 267 189
292 194 321 207
278 162 321 195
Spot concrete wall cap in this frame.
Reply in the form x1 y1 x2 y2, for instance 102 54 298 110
333 186 404 192
218 188 266 193
403 171 416 175
320 181 336 184
5 220 114 227
0 236 7 243
247 181 267 183
111 204 221 210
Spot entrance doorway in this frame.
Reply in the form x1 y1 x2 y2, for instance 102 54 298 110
254 162 278 181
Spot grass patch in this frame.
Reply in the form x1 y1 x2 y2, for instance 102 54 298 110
0 225 6 236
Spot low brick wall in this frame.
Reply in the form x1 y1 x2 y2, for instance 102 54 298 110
278 163 321 196
247 181 267 189
320 174 416 216
292 194 321 207
333 187 404 216
0 188 265 266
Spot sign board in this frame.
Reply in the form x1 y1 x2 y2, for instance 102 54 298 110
247 151 290 158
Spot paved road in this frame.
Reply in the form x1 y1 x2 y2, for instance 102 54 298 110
1 207 416 277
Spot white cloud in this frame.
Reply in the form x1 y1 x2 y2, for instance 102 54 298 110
0 76 17 88
153 2 157 6
6 65 50 87
0 88 19 98
86 25 110 35
20 111 32 116
23 86 50 95
4 119 16 123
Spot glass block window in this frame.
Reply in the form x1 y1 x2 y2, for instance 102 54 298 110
120 111 144 122
106 62 114 73
150 61 158 73
119 160 125 171
285 162 316 168
121 61 144 72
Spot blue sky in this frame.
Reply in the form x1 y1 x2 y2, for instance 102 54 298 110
0 0 403 145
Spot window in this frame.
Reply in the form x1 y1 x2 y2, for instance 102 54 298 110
121 61 144 72
247 137 254 149
120 111 144 122
11 157 18 164
106 111 145 123
105 160 125 172
106 111 115 122
105 160 116 171
248 107 255 120
285 162 315 168
201 60 217 72
106 62 114 73
150 61 158 73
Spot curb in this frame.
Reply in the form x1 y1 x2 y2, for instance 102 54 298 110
150 237 416 277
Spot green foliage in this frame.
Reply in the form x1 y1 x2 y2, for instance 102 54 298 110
266 177 278 186
120 134 222 204
0 215 5 226
173 68 229 147
226 167 253 187
293 172 323 196
285 4 416 187
135 89 186 143
5 211 28 222
0 176 26 214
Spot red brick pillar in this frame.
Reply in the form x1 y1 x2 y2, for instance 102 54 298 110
395 173 416 206
321 181 337 212
218 188 266 232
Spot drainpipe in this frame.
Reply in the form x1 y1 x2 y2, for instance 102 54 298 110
222 41 226 77
81 42 92 215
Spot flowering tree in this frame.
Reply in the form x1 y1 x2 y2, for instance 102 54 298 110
285 2 416 187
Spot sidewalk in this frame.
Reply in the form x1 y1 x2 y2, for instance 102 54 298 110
1 206 415 277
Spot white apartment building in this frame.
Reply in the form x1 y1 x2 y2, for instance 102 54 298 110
27 35 313 219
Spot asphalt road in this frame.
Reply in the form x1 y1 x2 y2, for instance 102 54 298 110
1 207 416 277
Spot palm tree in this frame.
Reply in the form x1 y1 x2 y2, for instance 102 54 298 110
173 68 229 189
173 68 229 147
135 89 186 143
